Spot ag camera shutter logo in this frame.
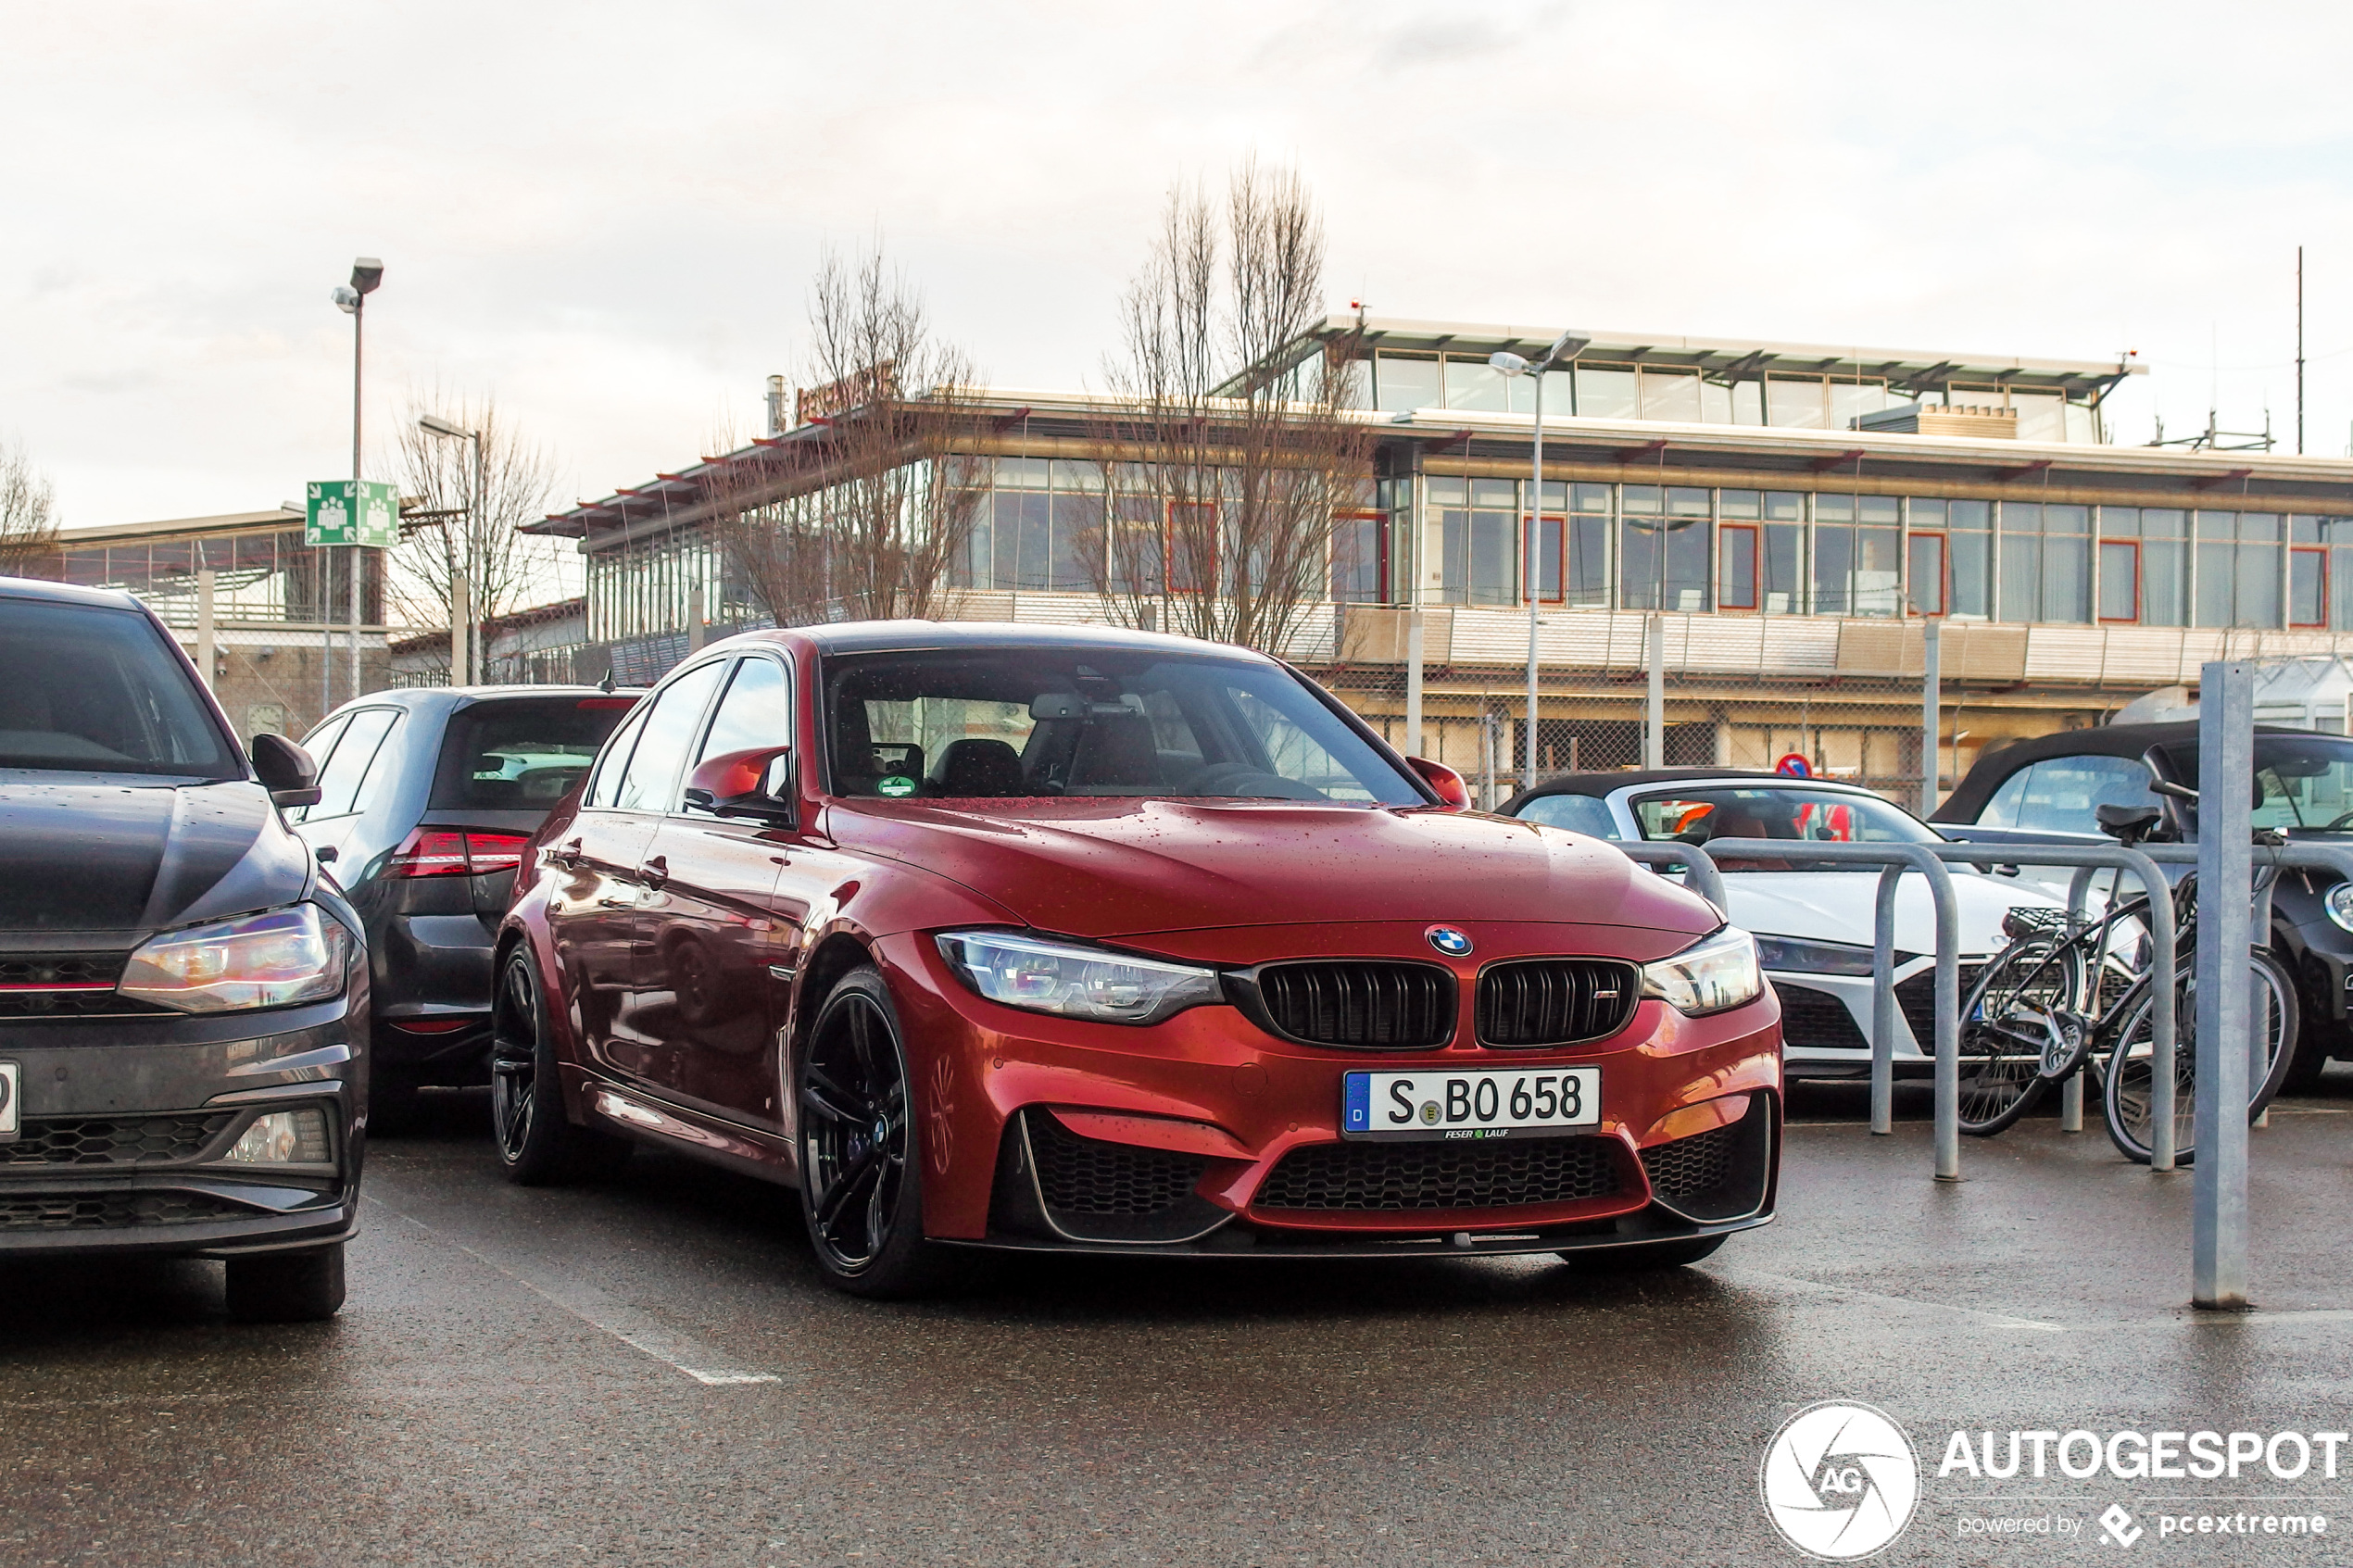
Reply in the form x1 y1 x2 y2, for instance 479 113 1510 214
1760 1401 1920 1560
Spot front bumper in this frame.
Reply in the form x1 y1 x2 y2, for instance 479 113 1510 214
0 994 366 1260
1770 959 1989 1077
875 927 1782 1253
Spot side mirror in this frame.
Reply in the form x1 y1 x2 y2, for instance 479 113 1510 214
683 746 795 823
251 733 321 808
1405 755 1470 810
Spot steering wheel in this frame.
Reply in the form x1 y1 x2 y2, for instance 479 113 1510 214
2320 810 2353 832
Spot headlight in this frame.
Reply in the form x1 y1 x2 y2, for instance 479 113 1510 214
120 904 354 1013
1642 926 1765 1016
1752 935 1879 975
936 931 1223 1026
2327 883 2353 935
221 1108 333 1164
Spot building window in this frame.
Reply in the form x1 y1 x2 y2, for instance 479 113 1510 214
1639 368 1701 422
1719 523 1759 610
1997 502 2090 624
1620 485 1710 611
2193 510 2283 629
2098 541 2140 621
1765 377 1826 429
1567 483 1611 607
1763 491 1806 613
1374 354 1440 414
2291 546 2327 628
1331 512 1388 603
1907 531 1946 616
1941 499 1991 618
1434 477 1515 606
1575 364 1638 420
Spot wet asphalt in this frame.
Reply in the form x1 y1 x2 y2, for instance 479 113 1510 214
3 1074 2350 1568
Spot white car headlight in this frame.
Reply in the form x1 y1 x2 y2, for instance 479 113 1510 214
120 904 354 1013
1642 926 1765 1017
936 931 1223 1026
2327 883 2353 935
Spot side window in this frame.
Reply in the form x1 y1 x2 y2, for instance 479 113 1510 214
288 714 352 823
585 706 649 810
1517 794 1618 838
694 658 792 770
306 708 399 821
1980 756 2156 833
613 661 727 814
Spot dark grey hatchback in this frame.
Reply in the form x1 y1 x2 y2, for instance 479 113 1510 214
0 576 364 1320
291 686 637 1126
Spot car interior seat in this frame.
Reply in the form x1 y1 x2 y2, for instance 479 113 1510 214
1067 713 1162 790
933 737 1026 797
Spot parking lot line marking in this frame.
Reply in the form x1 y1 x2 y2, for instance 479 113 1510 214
1730 1267 2067 1333
369 1198 782 1386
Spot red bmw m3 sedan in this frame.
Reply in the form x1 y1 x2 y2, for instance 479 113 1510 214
492 622 1781 1296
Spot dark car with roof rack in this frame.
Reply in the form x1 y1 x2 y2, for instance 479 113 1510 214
288 685 639 1128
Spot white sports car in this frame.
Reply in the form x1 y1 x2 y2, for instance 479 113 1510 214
1502 770 2066 1080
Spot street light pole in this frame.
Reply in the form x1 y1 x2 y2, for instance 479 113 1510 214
332 258 384 711
1490 332 1588 795
420 414 484 685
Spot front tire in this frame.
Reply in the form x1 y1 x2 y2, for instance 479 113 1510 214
226 1243 346 1322
795 966 961 1299
490 946 633 1186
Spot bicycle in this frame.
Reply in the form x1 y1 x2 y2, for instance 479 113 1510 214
1954 801 2297 1163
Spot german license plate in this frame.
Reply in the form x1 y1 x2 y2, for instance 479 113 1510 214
0 1061 18 1142
1341 1066 1599 1141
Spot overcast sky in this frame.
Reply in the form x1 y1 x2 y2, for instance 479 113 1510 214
6 1 2352 535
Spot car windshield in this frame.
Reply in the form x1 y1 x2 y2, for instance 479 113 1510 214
2156 735 2353 835
1629 784 1939 863
0 596 240 777
821 646 1422 805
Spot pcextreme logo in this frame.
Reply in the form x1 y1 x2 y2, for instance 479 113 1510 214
1760 1401 1922 1561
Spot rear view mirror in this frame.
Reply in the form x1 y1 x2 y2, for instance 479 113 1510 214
683 746 795 824
251 733 321 808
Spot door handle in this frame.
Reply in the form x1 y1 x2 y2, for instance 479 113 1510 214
548 837 584 868
641 855 668 891
596 895 635 909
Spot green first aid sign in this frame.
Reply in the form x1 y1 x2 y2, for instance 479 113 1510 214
306 480 399 548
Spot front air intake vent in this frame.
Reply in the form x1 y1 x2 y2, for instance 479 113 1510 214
1476 960 1640 1047
1228 961 1454 1050
1253 1137 1624 1211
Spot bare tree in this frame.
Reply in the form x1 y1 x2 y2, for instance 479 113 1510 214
711 245 988 628
1090 159 1373 654
384 393 564 654
0 436 60 577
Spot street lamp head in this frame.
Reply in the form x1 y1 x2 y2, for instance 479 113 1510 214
331 284 360 315
1488 351 1532 377
350 257 384 295
418 414 472 440
1543 331 1591 365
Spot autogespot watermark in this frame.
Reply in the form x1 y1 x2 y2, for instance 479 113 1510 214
1762 1410 2343 1558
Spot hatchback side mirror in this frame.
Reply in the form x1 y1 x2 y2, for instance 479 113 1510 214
1405 755 1470 810
251 733 321 808
683 746 795 824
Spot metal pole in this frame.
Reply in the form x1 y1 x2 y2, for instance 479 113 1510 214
2296 245 2305 457
688 583 706 655
469 430 484 685
1870 865 1901 1135
1524 375 1542 795
195 568 216 696
1920 618 1941 815
1404 610 1425 758
1644 618 1665 767
1614 842 1726 911
2194 659 2254 1309
349 293 364 705
451 569 472 691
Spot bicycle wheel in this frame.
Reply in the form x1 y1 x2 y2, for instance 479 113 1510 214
2102 948 2299 1165
1957 937 2082 1137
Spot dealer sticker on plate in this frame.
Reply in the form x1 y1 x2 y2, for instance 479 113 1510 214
1341 1066 1599 1141
0 1060 19 1142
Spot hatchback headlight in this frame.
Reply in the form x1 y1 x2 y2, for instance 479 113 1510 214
120 904 354 1013
1642 926 1765 1016
936 931 1223 1026
1752 935 1879 975
2327 883 2353 935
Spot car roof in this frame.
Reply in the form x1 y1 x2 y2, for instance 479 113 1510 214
314 685 641 725
0 574 144 612
725 619 1284 662
1505 768 1886 805
1931 720 2335 822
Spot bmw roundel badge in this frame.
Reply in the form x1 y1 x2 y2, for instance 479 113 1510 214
1425 925 1474 958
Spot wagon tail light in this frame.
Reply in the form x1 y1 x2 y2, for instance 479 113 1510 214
387 829 535 878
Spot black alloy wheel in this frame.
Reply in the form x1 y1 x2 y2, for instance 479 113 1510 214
489 946 631 1185
795 966 958 1298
